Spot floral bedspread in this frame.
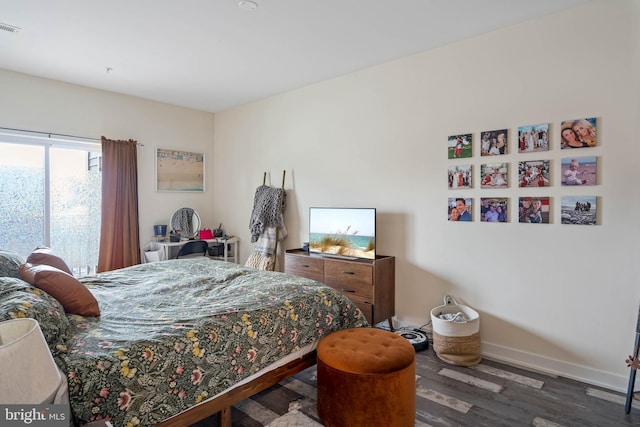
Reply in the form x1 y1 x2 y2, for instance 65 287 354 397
0 258 368 426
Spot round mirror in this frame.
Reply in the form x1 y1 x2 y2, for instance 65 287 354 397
169 207 201 239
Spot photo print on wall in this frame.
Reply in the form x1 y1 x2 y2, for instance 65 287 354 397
480 163 508 189
480 129 507 156
448 164 472 189
480 197 508 223
448 133 472 159
518 197 550 224
448 197 472 222
561 156 596 186
518 123 549 153
560 117 596 149
518 160 550 187
561 196 596 225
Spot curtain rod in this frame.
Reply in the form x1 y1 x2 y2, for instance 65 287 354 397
0 126 144 146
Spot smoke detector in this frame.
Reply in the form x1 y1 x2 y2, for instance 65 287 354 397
0 22 20 33
238 1 258 11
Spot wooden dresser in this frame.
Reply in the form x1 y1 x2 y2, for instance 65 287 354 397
284 249 395 328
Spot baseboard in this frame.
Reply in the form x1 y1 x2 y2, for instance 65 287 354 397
481 341 630 393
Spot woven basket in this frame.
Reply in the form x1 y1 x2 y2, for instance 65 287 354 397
430 295 481 366
432 331 482 366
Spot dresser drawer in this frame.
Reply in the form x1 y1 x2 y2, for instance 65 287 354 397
324 260 373 301
285 254 324 282
354 301 373 324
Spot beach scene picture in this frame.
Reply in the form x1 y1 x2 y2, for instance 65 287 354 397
561 156 596 186
561 196 596 225
156 148 205 191
518 123 549 152
480 163 508 188
448 164 472 189
309 208 375 259
448 133 472 159
518 160 550 187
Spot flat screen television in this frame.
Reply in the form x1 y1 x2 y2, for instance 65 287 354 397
308 207 376 260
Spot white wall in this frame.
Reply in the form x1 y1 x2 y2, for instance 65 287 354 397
0 69 216 245
213 0 640 391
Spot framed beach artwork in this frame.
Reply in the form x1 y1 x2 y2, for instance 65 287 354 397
560 117 596 149
480 129 507 156
518 160 550 187
561 156 596 186
156 148 205 192
448 197 472 222
518 123 549 153
448 164 472 189
518 197 550 224
561 196 596 225
480 197 508 223
448 133 472 159
480 163 508 189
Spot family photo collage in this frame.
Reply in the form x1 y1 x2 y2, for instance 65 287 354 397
447 117 597 225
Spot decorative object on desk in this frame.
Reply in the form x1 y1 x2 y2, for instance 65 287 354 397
199 228 213 239
213 223 224 237
153 224 167 237
156 148 205 192
169 207 200 238
0 318 65 403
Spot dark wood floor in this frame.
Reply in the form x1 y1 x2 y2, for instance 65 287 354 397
193 345 640 426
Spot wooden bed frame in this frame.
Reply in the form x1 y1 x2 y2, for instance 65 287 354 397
154 350 317 427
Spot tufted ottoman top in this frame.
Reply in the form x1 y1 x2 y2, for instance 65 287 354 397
317 327 415 375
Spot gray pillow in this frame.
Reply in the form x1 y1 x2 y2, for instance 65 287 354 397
0 250 26 278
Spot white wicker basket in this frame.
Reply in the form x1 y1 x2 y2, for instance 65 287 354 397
430 295 479 337
430 295 481 366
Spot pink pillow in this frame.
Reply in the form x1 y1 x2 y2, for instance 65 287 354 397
26 247 73 275
19 263 100 317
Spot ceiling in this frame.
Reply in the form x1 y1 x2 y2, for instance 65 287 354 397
0 0 588 113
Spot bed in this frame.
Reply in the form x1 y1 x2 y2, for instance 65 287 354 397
0 252 368 426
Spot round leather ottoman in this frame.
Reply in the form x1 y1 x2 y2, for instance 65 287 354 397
317 328 416 427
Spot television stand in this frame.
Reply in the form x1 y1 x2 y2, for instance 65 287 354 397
284 249 395 329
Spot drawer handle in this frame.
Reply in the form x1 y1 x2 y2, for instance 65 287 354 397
303 264 311 268
341 288 355 293
341 271 355 275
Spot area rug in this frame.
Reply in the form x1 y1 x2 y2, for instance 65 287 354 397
265 401 322 427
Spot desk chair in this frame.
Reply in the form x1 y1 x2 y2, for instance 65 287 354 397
176 240 209 259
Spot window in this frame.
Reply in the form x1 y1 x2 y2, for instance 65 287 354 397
0 130 102 275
